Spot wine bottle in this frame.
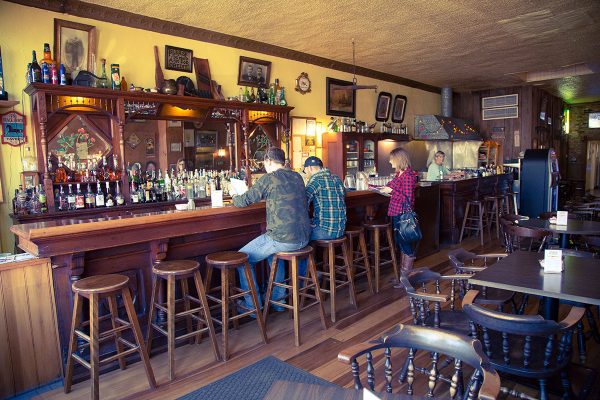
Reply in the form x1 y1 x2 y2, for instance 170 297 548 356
67 184 76 210
85 183 96 208
57 185 68 211
95 182 105 207
75 184 85 209
30 50 42 83
115 181 124 205
105 182 114 207
99 59 108 88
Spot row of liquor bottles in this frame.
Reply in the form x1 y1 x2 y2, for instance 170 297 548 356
237 79 287 106
13 167 240 214
51 154 122 184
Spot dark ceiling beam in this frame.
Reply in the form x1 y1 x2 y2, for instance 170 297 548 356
7 0 440 94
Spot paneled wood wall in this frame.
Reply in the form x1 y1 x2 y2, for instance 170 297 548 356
0 258 62 398
454 86 564 164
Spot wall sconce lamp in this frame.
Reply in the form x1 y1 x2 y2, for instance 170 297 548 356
217 148 226 157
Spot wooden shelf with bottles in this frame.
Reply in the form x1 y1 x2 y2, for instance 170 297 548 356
18 83 294 223
478 140 500 167
0 100 20 108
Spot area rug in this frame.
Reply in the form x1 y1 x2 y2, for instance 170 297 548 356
177 355 336 400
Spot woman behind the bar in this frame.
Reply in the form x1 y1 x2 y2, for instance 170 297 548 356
383 147 419 273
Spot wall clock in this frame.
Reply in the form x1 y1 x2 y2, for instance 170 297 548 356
295 72 311 94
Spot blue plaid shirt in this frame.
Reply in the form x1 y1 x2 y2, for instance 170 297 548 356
306 169 346 238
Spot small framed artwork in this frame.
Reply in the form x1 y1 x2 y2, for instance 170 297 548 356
54 19 96 74
145 137 155 156
195 130 218 151
238 56 271 87
375 92 392 122
391 95 408 123
170 142 182 152
326 78 355 117
165 45 193 73
21 171 39 189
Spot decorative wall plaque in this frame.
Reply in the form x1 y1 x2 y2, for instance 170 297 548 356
126 132 141 149
165 45 193 73
1 111 26 146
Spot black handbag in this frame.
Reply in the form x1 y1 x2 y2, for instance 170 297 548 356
394 210 422 242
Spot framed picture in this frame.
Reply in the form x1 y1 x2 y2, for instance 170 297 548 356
326 78 355 117
20 171 39 190
165 45 193 73
54 19 96 74
145 137 155 156
375 92 392 122
195 130 217 151
238 56 271 88
391 95 408 123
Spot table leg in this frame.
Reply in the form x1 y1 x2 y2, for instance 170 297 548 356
559 233 569 249
542 296 559 320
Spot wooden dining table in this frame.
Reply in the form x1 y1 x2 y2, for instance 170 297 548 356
469 251 600 320
515 218 600 248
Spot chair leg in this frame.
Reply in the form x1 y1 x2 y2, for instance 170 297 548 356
373 229 381 293
166 275 176 381
192 270 221 361
459 203 470 243
291 256 301 346
262 256 279 325
359 232 374 294
122 288 157 389
328 244 337 323
180 278 195 344
145 276 160 352
89 293 100 400
576 320 587 364
107 295 127 370
245 262 268 344
221 268 230 361
478 203 484 246
64 293 83 394
308 253 328 330
385 226 399 282
342 241 358 308
585 306 600 343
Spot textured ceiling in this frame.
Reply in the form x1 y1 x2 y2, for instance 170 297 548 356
81 0 600 103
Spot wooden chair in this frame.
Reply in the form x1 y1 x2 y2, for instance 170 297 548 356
338 323 501 399
502 223 551 253
463 290 585 400
447 248 515 312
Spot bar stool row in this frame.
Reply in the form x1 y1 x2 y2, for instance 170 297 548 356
459 190 518 245
63 221 399 399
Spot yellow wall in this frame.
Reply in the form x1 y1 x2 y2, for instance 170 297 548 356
0 1 440 252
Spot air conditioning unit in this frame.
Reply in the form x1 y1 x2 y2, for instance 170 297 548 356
482 107 519 120
482 94 519 109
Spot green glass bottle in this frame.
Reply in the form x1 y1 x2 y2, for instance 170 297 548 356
278 86 287 106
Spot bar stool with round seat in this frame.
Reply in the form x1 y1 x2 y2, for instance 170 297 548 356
483 195 502 239
312 236 358 323
344 225 374 294
362 220 399 293
459 200 486 246
64 274 156 400
503 191 519 215
204 251 267 361
262 246 328 346
146 260 220 381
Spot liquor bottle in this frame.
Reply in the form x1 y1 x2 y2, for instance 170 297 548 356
249 87 256 103
278 86 287 106
115 181 124 205
243 86 250 103
41 62 50 83
14 186 28 215
164 170 172 201
41 43 54 65
50 63 58 85
39 184 47 213
110 64 121 90
59 64 67 85
238 87 244 101
130 182 139 204
98 59 108 88
111 154 122 181
75 183 85 209
120 75 128 91
67 184 76 210
157 170 165 201
105 182 114 207
0 45 6 100
30 50 42 83
29 186 41 214
268 83 276 105
274 78 281 104
85 183 96 208
57 185 68 211
95 182 105 207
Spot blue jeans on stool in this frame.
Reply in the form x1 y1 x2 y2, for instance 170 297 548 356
298 226 341 278
237 233 308 308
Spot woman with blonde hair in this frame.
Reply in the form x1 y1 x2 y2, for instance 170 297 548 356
385 147 421 273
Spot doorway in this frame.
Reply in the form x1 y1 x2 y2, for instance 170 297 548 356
586 140 600 191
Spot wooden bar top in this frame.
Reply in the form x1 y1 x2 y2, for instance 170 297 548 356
11 191 388 257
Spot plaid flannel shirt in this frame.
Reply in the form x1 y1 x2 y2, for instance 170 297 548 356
387 167 417 216
306 169 346 237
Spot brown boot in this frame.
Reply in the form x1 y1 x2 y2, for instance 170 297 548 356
401 254 416 274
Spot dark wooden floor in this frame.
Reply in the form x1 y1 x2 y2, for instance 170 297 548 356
35 237 599 399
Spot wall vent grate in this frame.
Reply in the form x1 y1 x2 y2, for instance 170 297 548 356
482 107 519 120
482 94 519 109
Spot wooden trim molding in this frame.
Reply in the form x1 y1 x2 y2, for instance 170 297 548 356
7 0 440 94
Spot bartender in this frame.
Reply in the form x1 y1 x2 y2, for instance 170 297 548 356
426 151 451 180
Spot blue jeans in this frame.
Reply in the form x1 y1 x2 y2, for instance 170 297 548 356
237 233 308 307
298 226 342 277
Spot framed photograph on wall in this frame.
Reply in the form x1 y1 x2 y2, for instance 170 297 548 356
326 78 355 117
391 95 408 123
375 92 392 121
54 19 96 74
164 45 193 73
238 56 271 88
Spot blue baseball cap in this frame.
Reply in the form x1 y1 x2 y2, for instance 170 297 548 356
303 156 323 173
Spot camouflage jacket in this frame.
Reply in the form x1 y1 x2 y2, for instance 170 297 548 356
232 168 311 244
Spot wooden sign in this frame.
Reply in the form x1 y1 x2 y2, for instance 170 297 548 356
1 111 26 146
165 45 193 72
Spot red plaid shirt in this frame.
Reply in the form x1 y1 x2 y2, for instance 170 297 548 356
387 167 417 216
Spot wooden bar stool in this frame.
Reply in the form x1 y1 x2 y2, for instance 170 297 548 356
504 191 518 215
313 237 358 322
459 200 486 246
204 251 267 361
363 220 399 293
146 260 220 381
345 226 374 294
64 274 156 400
262 246 328 346
483 196 501 239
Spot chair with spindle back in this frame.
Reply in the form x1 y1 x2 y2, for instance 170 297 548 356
337 323 501 399
463 290 585 400
503 223 551 253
